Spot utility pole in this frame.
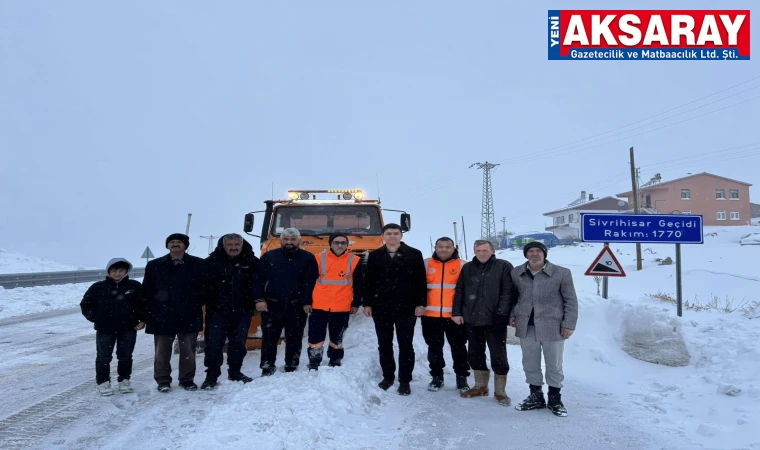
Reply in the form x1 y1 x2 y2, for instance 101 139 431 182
470 161 499 242
630 147 643 271
200 235 221 255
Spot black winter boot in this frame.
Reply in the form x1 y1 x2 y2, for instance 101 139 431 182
201 375 218 390
427 375 444 391
228 372 253 383
515 385 546 411
398 381 411 396
378 377 395 390
548 387 567 417
456 375 470 393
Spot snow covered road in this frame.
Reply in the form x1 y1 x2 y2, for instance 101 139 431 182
0 311 704 450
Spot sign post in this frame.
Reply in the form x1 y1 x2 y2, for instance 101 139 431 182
580 213 704 316
584 241 626 299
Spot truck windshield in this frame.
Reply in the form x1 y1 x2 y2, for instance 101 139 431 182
271 205 383 236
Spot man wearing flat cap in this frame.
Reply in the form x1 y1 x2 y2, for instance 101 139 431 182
142 233 207 392
509 241 578 417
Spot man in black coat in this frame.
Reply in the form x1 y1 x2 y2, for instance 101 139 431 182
143 233 207 392
201 233 258 390
452 239 517 406
253 227 318 376
363 223 427 396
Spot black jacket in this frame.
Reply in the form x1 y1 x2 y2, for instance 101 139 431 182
80 276 146 333
142 252 207 335
362 242 427 313
204 236 259 316
253 247 318 307
452 255 517 326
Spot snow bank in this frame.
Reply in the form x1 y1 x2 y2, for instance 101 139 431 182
0 276 144 319
0 247 89 273
613 302 690 367
183 314 415 450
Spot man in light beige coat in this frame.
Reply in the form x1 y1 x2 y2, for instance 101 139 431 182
509 241 577 417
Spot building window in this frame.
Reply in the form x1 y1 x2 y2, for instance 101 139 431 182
730 211 740 220
682 210 691 215
681 189 690 199
730 189 739 200
717 211 726 221
716 189 725 200
569 213 574 223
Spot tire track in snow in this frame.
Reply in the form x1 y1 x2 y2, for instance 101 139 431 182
0 307 79 327
0 356 154 450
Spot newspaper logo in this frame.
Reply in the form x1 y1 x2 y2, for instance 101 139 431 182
548 10 750 60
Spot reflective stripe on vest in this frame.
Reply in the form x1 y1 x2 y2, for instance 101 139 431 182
312 250 358 312
424 256 462 318
315 251 355 285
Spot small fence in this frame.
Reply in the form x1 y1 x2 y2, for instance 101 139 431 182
0 268 146 289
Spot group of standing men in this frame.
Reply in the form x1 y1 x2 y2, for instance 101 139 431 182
366 228 578 417
81 224 578 417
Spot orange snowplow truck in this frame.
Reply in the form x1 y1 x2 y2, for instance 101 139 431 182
240 189 411 351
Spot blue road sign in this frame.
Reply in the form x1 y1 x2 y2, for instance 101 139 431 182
580 213 704 244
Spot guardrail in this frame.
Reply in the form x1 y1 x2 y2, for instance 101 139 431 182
0 268 146 289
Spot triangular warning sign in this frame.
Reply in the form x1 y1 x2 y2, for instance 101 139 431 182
585 246 626 277
141 246 155 259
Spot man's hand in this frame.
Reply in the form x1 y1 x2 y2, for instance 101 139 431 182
509 316 516 327
561 327 574 339
363 306 372 317
303 305 313 314
255 301 268 313
451 316 464 325
350 307 358 315
134 322 145 331
415 306 425 317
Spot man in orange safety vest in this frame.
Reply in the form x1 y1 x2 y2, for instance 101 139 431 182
423 237 471 392
304 232 363 370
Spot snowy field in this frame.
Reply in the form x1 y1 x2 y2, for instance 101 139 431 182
0 226 758 449
0 247 92 273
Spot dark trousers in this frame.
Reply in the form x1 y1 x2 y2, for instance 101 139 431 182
260 303 308 369
467 324 509 375
95 330 137 384
153 333 197 385
373 311 417 383
203 311 252 378
307 309 350 365
421 317 470 377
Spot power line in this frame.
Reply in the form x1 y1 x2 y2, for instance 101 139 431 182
499 75 760 159
390 77 760 204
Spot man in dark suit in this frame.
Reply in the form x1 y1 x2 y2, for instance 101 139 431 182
363 223 427 396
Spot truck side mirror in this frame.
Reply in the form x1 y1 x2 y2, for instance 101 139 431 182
400 213 411 232
243 213 255 233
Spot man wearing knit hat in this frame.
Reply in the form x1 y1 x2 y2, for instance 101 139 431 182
143 232 207 392
304 232 364 370
509 240 578 417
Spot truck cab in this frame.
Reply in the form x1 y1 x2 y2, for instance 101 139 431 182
241 189 410 350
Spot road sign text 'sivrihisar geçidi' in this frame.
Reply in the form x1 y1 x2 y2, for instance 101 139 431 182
580 213 704 244
548 10 750 60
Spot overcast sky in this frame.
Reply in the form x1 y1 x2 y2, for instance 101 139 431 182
1 0 757 268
